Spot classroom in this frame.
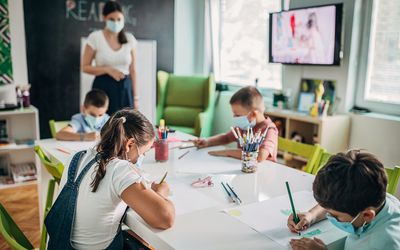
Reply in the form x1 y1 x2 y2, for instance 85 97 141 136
0 0 399 249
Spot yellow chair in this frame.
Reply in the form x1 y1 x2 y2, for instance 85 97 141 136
278 137 322 174
314 149 333 175
386 166 400 195
49 120 70 138
0 203 37 250
34 145 64 249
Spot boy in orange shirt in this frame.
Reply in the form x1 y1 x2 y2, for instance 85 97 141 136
194 86 278 162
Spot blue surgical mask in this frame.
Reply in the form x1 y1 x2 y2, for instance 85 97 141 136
134 145 145 167
84 115 103 130
233 115 256 130
106 20 124 33
326 213 367 235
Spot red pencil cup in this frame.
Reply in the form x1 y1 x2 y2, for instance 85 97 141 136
155 140 169 162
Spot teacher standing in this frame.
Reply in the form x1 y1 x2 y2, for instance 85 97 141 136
82 1 138 114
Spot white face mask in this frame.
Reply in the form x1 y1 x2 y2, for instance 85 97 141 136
232 114 256 130
134 145 145 167
106 20 124 33
84 114 103 129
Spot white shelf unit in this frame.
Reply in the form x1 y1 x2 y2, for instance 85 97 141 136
0 106 40 189
265 109 350 154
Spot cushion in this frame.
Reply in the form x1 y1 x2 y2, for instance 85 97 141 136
163 106 202 127
165 76 207 108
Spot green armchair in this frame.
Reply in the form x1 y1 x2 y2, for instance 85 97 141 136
156 71 216 137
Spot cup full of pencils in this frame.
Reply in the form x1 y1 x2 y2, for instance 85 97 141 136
155 119 169 162
230 126 268 173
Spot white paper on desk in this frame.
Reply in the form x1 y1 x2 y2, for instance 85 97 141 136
56 141 97 153
175 147 241 174
223 191 335 247
167 180 220 216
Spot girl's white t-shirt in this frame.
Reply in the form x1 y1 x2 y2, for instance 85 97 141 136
59 147 150 250
87 30 137 75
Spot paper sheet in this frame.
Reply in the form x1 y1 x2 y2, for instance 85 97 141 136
56 141 96 153
168 180 221 215
175 147 242 174
224 191 335 247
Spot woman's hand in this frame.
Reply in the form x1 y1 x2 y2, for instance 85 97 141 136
151 182 170 198
134 99 139 109
208 150 229 157
107 67 125 81
290 238 327 250
287 211 315 233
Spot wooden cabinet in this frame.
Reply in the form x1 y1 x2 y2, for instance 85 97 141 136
265 109 350 153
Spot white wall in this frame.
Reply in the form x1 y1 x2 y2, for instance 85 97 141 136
8 0 28 84
174 0 206 75
350 114 400 167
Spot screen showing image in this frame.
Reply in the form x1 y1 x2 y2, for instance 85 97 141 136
269 5 341 65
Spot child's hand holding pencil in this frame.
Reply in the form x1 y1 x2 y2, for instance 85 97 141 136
287 211 314 233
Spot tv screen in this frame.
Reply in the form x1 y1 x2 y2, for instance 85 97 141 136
269 4 342 65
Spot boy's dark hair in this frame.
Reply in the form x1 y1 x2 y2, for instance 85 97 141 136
313 150 387 217
84 89 109 108
229 86 264 110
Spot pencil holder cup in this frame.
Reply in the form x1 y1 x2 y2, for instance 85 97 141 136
241 151 258 173
155 140 169 162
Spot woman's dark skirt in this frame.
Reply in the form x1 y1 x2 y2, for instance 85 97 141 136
92 74 133 115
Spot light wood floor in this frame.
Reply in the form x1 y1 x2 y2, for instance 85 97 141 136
0 183 40 249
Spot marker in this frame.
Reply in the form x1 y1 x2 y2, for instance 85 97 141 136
286 181 301 235
159 172 168 184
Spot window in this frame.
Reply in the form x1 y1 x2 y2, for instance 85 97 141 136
356 0 400 115
218 0 282 89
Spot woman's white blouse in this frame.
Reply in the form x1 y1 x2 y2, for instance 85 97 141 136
87 30 137 75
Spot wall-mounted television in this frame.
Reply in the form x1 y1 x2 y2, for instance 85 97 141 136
269 4 343 65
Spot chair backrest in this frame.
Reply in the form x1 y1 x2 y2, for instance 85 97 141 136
0 203 34 250
49 120 70 138
314 149 333 175
157 71 213 128
386 166 400 195
278 137 322 174
34 145 64 183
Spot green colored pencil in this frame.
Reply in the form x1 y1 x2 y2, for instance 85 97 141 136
286 181 299 224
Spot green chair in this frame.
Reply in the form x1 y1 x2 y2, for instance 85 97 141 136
34 145 64 249
278 137 322 174
156 71 216 137
0 203 36 250
386 166 400 195
49 120 70 138
314 149 333 175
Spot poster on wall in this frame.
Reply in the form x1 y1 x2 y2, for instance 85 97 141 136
0 0 13 85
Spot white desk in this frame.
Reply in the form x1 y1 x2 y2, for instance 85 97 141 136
35 132 346 250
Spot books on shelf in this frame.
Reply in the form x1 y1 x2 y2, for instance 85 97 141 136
10 162 37 183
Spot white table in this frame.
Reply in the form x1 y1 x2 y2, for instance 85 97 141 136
35 132 346 250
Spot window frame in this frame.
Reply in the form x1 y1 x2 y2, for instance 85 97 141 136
354 0 400 116
216 0 283 91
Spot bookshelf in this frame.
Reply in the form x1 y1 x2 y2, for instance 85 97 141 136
0 106 40 189
265 109 350 154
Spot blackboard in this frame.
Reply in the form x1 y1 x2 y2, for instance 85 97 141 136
23 0 174 138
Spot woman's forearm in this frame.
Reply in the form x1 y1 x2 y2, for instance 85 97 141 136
130 69 137 99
